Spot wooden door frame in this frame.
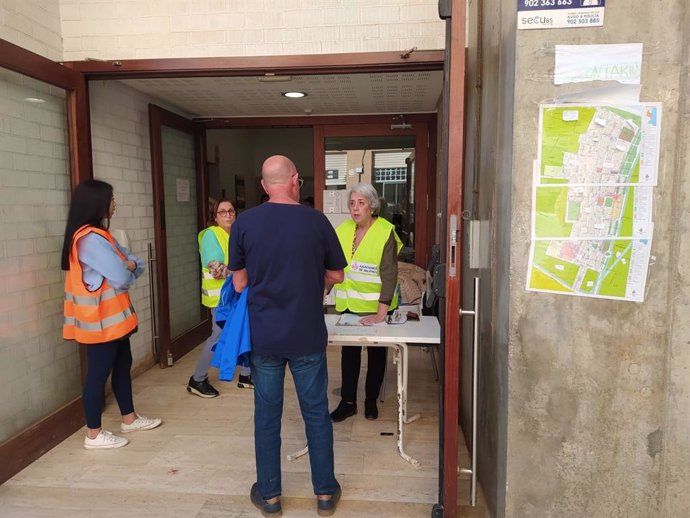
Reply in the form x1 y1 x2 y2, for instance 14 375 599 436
0 38 92 484
199 113 437 269
440 0 467 516
148 104 211 367
315 119 434 268
66 50 455 514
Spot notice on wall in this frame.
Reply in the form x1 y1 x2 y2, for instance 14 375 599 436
554 43 642 85
518 0 605 30
526 102 661 302
176 178 190 202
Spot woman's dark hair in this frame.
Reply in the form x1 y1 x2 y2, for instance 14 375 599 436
61 179 114 270
207 198 235 226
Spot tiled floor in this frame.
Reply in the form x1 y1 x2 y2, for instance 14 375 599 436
0 344 490 518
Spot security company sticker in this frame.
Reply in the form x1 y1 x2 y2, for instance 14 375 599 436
518 0 605 30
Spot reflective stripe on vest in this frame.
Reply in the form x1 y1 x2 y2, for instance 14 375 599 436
198 225 229 308
334 217 402 314
63 226 138 344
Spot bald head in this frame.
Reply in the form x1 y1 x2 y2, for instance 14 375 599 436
260 155 301 204
262 155 297 185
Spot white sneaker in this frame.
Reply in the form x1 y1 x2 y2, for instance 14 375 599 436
84 430 129 449
120 415 162 433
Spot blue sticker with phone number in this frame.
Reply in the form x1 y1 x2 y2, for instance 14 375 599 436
518 0 605 11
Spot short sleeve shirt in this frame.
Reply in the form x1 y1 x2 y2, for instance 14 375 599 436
229 203 347 358
199 228 226 266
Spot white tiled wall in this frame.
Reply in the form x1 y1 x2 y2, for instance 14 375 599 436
0 0 63 60
59 0 445 60
89 80 156 368
0 67 79 442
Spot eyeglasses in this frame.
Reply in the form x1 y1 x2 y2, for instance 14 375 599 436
217 209 236 217
298 178 304 188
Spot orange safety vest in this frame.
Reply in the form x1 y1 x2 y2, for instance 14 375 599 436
63 225 138 344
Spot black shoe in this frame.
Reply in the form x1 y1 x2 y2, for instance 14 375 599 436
250 482 282 517
186 376 219 398
330 401 357 422
317 484 341 517
238 374 254 389
364 398 378 420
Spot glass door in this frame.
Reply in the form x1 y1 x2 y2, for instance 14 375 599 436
149 104 211 366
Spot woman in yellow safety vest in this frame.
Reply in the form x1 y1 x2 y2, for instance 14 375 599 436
61 180 161 450
330 183 402 422
186 198 253 398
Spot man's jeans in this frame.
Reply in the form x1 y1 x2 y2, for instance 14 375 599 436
251 351 339 499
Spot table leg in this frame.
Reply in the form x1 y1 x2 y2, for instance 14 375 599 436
394 346 421 468
399 342 421 424
287 444 309 461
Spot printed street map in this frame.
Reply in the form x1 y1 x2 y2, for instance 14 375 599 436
527 103 661 301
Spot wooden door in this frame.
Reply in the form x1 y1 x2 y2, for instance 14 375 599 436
436 0 467 516
149 104 211 366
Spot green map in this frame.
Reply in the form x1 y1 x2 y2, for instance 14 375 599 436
527 103 660 302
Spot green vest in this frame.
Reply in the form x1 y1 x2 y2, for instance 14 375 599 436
334 217 402 314
198 226 229 308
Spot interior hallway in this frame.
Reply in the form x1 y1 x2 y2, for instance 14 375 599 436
0 344 488 517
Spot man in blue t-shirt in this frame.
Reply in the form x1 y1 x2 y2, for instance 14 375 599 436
230 155 346 517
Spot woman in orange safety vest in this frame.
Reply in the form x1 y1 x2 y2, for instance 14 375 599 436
61 179 161 449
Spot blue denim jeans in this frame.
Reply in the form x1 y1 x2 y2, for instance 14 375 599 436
251 351 339 499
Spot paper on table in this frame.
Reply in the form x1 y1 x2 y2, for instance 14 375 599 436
335 313 364 326
334 313 393 326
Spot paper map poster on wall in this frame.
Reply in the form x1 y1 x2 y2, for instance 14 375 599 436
527 103 661 302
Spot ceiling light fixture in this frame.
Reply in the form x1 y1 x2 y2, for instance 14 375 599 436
23 97 46 103
282 91 307 98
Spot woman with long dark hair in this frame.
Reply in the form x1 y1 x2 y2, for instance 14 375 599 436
61 179 161 449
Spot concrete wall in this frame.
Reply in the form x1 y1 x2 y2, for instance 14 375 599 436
59 0 445 61
0 0 62 60
660 3 690 515
504 1 690 517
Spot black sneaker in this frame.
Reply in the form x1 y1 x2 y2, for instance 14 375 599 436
238 374 254 389
330 401 357 422
187 376 219 398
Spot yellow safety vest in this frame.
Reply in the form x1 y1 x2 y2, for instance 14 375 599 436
63 226 138 344
198 226 229 308
334 217 402 314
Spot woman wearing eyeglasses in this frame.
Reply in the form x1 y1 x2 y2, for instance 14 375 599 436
187 198 253 398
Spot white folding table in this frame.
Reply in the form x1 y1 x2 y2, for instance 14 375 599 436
325 314 440 467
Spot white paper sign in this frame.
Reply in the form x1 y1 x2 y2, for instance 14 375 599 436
554 43 643 85
176 178 190 202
